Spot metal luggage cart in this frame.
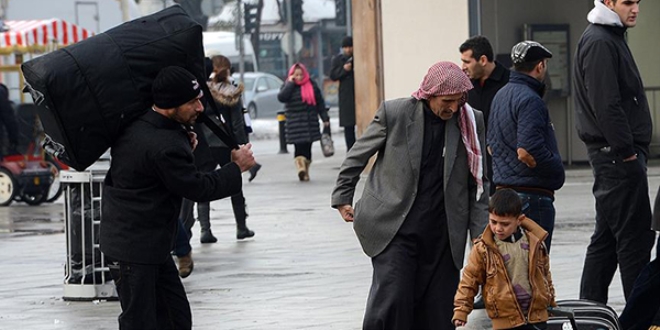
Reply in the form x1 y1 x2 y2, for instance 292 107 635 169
61 161 117 301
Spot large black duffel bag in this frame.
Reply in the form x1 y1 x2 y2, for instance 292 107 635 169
21 5 234 171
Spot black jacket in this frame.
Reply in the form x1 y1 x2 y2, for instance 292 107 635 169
467 61 510 127
278 80 329 144
330 53 355 127
573 23 651 158
100 110 242 264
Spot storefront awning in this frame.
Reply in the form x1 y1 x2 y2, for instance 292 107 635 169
0 19 94 55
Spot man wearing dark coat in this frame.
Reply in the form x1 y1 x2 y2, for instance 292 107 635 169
0 83 18 158
573 0 655 305
100 66 255 330
330 36 356 150
332 61 488 329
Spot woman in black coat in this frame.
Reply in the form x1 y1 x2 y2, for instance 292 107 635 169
277 63 329 181
197 55 255 241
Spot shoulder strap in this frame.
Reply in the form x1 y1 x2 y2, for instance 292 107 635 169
199 81 238 149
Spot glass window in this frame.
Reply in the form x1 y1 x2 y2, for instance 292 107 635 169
256 77 268 91
267 77 283 89
241 77 255 91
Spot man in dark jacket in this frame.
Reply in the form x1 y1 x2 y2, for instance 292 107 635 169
572 0 655 305
460 35 510 198
100 66 255 330
459 36 510 127
330 36 356 150
488 41 565 252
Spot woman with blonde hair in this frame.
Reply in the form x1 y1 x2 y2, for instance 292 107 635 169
277 63 330 181
197 55 255 241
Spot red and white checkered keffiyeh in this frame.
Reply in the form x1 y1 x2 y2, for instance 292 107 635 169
412 61 484 200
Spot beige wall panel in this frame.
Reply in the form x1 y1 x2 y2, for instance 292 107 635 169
628 0 660 88
380 0 470 100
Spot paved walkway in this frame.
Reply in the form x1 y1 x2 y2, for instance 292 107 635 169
0 121 658 329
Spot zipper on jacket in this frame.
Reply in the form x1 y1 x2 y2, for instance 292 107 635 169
490 245 528 324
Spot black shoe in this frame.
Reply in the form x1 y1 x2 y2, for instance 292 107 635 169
237 228 255 240
200 230 217 244
473 293 485 309
248 163 262 182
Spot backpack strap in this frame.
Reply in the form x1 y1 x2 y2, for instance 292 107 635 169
198 81 238 149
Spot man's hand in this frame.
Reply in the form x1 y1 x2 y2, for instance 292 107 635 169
454 320 466 327
188 131 198 151
231 143 256 172
337 204 354 222
623 153 638 162
517 147 537 168
343 62 353 72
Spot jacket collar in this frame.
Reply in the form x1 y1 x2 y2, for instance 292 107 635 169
588 0 623 27
481 217 548 248
141 108 185 131
490 61 509 83
510 71 546 97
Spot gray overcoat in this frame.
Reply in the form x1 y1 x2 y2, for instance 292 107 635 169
331 97 489 269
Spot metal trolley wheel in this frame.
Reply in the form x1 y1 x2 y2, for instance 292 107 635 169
20 190 47 206
0 168 16 206
45 162 63 203
248 103 258 119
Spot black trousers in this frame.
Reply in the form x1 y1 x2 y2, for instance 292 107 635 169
363 214 458 330
580 149 655 303
108 257 191 330
344 125 356 151
619 247 660 330
294 142 312 160
209 147 249 230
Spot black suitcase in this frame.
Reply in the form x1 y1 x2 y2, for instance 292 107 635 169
548 299 621 330
21 5 234 171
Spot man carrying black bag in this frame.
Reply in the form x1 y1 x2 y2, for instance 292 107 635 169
100 66 255 330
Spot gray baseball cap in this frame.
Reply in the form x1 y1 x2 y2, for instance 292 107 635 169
511 41 553 64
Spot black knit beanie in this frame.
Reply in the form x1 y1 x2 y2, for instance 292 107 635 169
152 66 203 109
341 36 353 48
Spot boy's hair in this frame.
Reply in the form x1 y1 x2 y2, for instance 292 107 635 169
489 188 522 217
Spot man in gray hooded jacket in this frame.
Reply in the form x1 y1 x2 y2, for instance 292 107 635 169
573 0 654 304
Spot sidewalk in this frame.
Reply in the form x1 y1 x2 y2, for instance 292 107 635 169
0 123 658 329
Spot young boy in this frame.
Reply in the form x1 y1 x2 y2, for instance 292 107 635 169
453 188 556 329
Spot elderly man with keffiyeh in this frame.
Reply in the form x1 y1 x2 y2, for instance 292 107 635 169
331 61 489 329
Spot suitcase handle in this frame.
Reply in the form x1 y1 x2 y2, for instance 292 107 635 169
548 306 579 330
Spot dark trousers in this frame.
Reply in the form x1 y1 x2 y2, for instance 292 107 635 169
580 149 655 303
344 125 356 151
518 192 555 252
210 147 249 231
173 218 191 257
108 257 191 330
619 254 660 329
363 216 458 330
294 142 312 160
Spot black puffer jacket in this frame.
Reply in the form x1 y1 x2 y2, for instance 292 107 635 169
573 23 651 158
277 80 329 144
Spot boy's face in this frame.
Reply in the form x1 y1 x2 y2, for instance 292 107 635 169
489 213 524 240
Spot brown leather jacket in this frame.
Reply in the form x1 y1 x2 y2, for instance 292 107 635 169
453 217 556 329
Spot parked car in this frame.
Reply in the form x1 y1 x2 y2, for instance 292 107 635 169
232 72 284 119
